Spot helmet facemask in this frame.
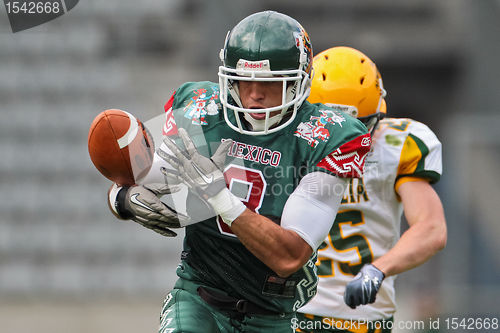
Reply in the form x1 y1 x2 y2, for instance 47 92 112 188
218 60 311 135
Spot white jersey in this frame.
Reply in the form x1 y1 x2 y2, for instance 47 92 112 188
299 118 442 321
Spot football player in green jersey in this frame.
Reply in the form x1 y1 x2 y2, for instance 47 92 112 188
107 13 371 332
296 47 447 332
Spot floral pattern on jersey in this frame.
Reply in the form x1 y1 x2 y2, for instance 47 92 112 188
183 86 219 125
294 109 346 147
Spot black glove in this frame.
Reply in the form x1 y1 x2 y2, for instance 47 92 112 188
344 264 385 309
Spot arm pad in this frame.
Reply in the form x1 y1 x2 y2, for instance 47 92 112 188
281 172 347 250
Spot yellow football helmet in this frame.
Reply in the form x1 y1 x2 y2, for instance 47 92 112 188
308 46 387 131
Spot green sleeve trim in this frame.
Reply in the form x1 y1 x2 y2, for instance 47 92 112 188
396 170 441 184
408 133 429 173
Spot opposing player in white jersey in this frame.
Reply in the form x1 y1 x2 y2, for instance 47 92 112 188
296 47 447 332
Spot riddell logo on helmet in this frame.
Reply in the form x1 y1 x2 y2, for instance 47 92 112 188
245 62 263 69
236 59 270 71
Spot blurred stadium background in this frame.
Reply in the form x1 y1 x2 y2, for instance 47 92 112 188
1 0 499 332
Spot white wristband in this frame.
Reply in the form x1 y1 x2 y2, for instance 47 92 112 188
207 188 246 226
108 183 122 216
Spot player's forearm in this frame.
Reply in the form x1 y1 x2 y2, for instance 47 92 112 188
230 209 313 277
372 219 447 276
375 180 447 277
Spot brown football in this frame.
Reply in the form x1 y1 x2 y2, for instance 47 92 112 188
88 109 154 186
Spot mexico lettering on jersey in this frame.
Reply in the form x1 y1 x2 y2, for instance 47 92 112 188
299 117 442 321
225 139 282 167
159 81 370 314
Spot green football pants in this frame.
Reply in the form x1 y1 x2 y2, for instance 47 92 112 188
158 279 296 333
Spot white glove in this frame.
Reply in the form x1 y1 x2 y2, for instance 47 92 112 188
157 128 245 226
157 128 230 197
109 183 190 237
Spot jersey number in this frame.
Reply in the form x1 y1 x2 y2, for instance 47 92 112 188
316 210 374 277
217 164 267 236
386 119 410 131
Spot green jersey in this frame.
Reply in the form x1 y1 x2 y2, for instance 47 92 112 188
162 81 370 313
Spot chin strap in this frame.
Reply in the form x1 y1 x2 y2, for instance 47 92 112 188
242 112 284 132
227 80 243 108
